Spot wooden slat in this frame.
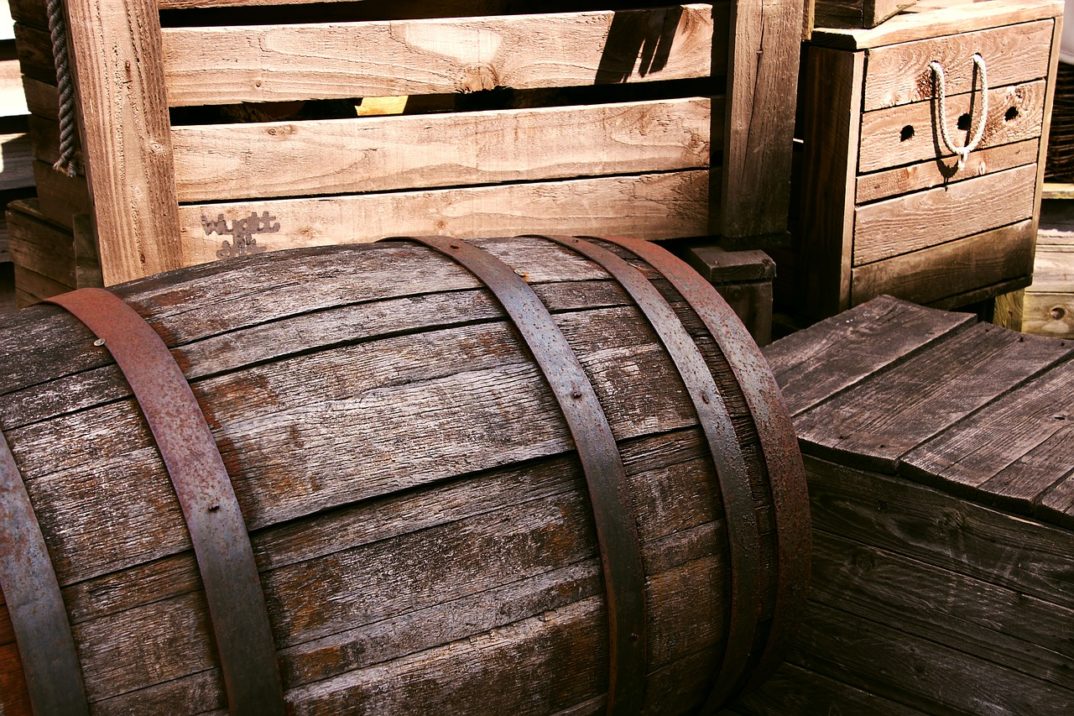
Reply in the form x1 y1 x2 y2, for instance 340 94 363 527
13 262 70 302
64 0 183 285
177 170 711 267
160 6 715 107
719 0 802 239
853 164 1037 265
171 97 713 202
11 23 52 83
810 0 1064 50
902 356 1074 518
0 132 33 191
793 322 1074 471
21 76 55 119
851 219 1036 305
763 295 974 418
6 198 75 286
0 57 27 117
1033 15 1064 243
31 160 90 229
798 46 864 317
863 19 1053 111
858 79 1046 174
1017 292 1074 337
855 139 1038 204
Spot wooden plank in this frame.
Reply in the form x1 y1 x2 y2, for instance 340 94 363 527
160 6 715 107
993 288 1025 331
853 164 1037 265
851 219 1036 305
719 0 802 238
0 132 32 191
21 76 55 119
855 138 1038 203
863 19 1053 110
798 46 863 317
32 160 90 229
762 295 974 417
902 355 1074 517
63 0 183 285
5 198 75 285
788 600 1074 714
1017 292 1074 337
1028 246 1074 293
171 97 713 203
810 0 1064 50
1043 182 1074 199
12 23 52 83
794 321 1074 470
1034 16 1064 243
858 79 1046 174
177 170 711 267
805 455 1074 608
13 262 70 301
72 213 101 289
809 529 1074 692
0 57 27 117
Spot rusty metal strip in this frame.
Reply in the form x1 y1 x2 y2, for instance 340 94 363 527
538 235 762 705
383 236 647 714
592 237 811 703
0 428 90 716
46 288 284 716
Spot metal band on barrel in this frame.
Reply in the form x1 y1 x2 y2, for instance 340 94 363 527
384 236 648 714
591 237 811 703
46 288 285 716
538 235 762 707
0 429 90 716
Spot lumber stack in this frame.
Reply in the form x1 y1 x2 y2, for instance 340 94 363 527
5 0 805 299
728 295 1074 714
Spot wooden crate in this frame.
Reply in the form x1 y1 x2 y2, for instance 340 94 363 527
0 2 35 273
727 295 1074 714
797 0 1065 319
685 244 776 344
806 0 919 34
6 0 804 296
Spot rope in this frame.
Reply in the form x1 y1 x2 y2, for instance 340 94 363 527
45 0 80 177
930 53 989 171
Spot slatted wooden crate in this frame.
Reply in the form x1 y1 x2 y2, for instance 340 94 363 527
726 296 1074 714
5 0 804 301
797 0 1065 319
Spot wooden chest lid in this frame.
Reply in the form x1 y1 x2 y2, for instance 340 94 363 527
811 0 1065 50
765 295 1074 529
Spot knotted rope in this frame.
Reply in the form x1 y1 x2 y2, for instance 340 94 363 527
930 53 989 171
45 0 80 177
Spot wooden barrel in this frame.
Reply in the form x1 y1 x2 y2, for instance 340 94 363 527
0 235 808 715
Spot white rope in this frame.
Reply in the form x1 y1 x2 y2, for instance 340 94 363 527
930 53 989 171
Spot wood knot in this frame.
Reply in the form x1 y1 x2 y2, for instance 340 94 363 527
460 64 499 93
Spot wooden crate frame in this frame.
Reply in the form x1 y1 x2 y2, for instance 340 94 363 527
9 0 804 287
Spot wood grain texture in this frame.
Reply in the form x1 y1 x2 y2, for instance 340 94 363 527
798 46 863 317
0 132 32 191
858 80 1047 174
810 0 1064 50
0 236 801 711
863 19 1053 110
855 138 1038 203
762 295 974 417
853 164 1038 265
177 170 711 267
31 160 90 229
851 219 1036 305
5 198 74 286
0 57 27 117
63 0 183 284
1018 292 1074 337
793 321 1074 471
160 6 715 106
718 0 802 238
171 98 713 202
20 76 55 119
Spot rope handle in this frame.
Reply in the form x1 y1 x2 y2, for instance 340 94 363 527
46 0 80 177
929 53 989 171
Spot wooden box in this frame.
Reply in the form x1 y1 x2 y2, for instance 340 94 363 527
6 0 805 297
728 295 1074 714
808 0 920 33
685 245 776 344
798 0 1065 319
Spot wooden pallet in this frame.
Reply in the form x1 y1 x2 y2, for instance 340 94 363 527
729 295 1074 713
7 0 804 292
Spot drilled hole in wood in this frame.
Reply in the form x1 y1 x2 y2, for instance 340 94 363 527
900 125 914 141
1005 106 1019 121
1051 306 1067 320
957 113 972 131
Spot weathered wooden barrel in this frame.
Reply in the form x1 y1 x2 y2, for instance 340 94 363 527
0 235 809 715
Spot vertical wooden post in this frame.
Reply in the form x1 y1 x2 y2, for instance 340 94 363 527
719 0 805 243
1034 15 1065 237
62 0 181 285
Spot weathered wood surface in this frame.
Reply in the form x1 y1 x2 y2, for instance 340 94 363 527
160 6 715 106
853 164 1037 264
857 80 1046 174
855 138 1038 204
810 0 1064 50
0 133 31 191
177 170 711 266
0 237 806 712
851 219 1036 304
862 19 1053 110
5 199 75 287
172 98 714 202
